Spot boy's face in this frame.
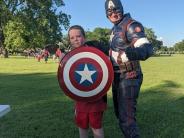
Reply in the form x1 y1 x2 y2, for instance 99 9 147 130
69 29 85 48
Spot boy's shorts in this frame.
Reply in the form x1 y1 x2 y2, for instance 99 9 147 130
75 111 104 129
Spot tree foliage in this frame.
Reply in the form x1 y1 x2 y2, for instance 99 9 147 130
4 20 28 50
144 27 163 51
85 27 162 52
0 0 70 50
86 27 110 46
173 40 184 52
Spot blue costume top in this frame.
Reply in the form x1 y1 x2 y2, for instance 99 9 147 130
109 13 153 73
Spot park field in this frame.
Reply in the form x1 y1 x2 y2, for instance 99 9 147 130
0 55 184 138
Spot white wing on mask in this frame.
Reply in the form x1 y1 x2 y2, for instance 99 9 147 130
108 0 115 9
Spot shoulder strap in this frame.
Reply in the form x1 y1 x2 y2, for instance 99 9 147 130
121 18 135 43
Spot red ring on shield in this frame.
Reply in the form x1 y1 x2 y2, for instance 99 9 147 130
57 46 114 102
69 58 103 91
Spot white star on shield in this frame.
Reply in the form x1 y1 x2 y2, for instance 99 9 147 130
75 64 96 84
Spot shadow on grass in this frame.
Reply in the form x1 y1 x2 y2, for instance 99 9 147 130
0 73 61 104
0 73 79 137
103 80 184 138
1 73 184 138
138 80 184 138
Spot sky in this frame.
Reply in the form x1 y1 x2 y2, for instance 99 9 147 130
61 0 184 47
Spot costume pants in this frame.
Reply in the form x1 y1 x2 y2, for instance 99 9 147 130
112 72 143 138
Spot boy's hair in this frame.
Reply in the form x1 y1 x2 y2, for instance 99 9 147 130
68 25 85 38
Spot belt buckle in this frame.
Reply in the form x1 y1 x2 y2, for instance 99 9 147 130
125 71 137 79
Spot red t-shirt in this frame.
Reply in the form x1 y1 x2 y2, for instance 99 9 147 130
75 98 107 113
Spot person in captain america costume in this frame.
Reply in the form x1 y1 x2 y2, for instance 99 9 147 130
105 0 153 137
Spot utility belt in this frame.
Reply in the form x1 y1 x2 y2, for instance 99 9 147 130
120 61 140 73
114 61 140 72
110 49 141 78
114 61 140 79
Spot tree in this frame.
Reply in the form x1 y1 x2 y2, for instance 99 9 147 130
4 20 28 51
0 0 27 47
0 0 70 51
86 27 110 46
173 40 184 52
145 27 163 51
17 0 71 48
160 46 168 52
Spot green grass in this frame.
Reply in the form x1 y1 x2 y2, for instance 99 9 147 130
0 55 184 138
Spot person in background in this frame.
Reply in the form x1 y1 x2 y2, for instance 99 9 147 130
42 48 50 63
105 0 153 137
67 25 107 138
55 48 64 62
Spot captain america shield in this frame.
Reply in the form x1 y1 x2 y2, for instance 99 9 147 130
57 46 114 102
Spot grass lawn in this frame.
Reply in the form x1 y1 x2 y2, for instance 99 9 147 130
0 55 184 138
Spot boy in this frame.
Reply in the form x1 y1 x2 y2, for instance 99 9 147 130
68 25 107 138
